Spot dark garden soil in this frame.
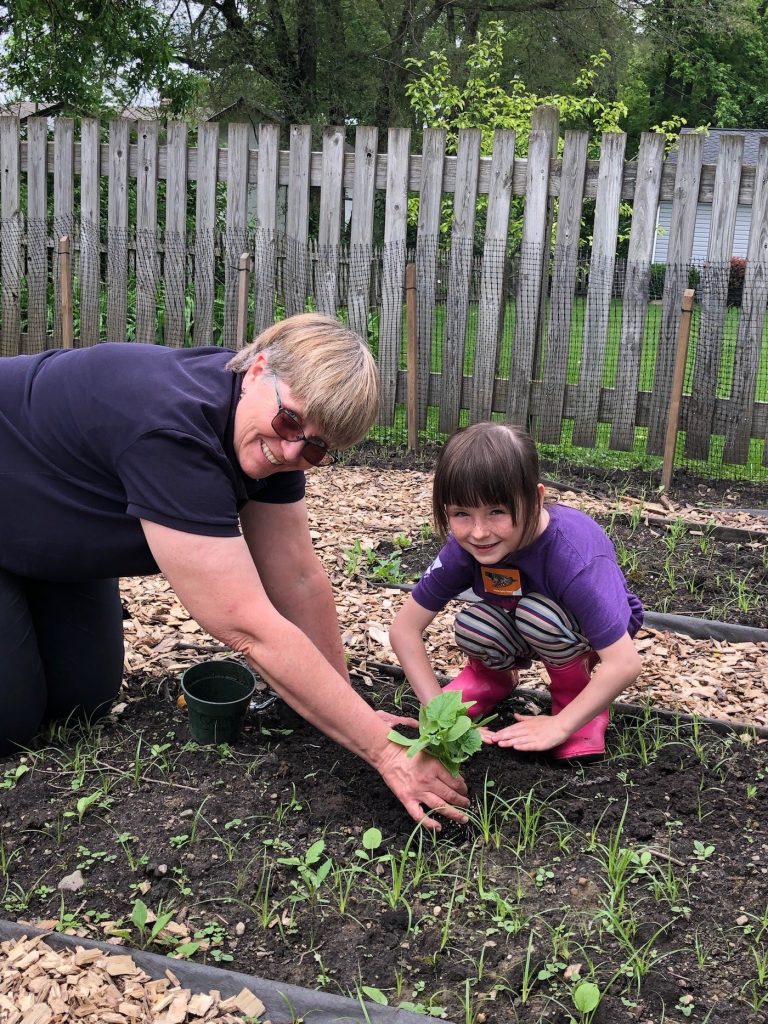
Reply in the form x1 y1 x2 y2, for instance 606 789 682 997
1 667 767 1023
375 514 768 630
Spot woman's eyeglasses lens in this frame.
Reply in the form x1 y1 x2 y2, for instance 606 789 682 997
270 387 335 467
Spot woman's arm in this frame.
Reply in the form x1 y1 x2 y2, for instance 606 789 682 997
493 632 642 750
239 498 349 680
141 520 468 828
389 595 444 705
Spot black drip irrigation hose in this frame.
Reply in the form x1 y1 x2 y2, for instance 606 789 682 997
0 920 436 1024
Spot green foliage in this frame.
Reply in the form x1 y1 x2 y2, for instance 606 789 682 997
404 22 628 247
388 691 484 776
572 980 601 1016
405 23 627 158
0 1 184 114
623 0 768 134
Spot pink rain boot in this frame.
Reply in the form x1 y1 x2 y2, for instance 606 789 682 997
442 658 518 718
546 652 608 761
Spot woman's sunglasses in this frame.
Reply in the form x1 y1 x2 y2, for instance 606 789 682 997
271 376 335 467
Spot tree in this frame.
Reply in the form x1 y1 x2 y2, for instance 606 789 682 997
0 1 181 114
404 22 630 248
405 21 628 156
621 0 768 134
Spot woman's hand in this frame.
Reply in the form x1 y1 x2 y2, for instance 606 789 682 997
376 709 420 729
374 742 470 830
489 712 570 751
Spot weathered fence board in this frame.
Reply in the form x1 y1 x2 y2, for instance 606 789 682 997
683 135 744 459
79 118 101 348
572 131 627 448
531 106 560 381
348 126 378 340
164 121 188 348
538 130 588 444
192 122 219 346
470 130 515 423
52 119 74 350
315 126 345 317
223 123 249 348
415 129 446 428
647 132 704 453
26 117 48 354
285 125 311 318
610 132 665 450
441 129 481 432
107 119 129 341
135 121 159 344
378 128 410 426
0 117 20 357
723 138 768 465
253 123 280 339
508 128 551 426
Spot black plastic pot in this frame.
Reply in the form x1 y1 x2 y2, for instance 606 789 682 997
180 660 256 745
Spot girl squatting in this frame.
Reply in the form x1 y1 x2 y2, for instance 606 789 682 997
390 422 644 761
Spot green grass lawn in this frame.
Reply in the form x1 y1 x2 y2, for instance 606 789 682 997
384 296 768 483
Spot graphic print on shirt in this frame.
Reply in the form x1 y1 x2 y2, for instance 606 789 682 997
480 566 522 597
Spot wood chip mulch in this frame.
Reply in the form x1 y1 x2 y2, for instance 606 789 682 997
118 466 768 730
0 933 265 1024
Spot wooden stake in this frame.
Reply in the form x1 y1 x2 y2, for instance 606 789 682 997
661 288 695 492
58 236 74 349
405 262 418 450
235 252 251 350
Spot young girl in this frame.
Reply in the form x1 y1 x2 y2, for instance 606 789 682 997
389 423 643 760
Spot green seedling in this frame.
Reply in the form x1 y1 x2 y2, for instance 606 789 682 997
129 897 175 949
693 839 715 861
572 980 601 1022
388 691 486 776
0 764 29 789
74 788 104 824
277 838 333 905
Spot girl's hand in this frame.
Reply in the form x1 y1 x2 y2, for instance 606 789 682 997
490 712 570 751
479 726 496 745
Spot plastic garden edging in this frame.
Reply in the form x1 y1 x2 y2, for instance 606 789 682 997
0 919 445 1024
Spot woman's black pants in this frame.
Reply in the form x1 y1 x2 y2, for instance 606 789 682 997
0 571 124 756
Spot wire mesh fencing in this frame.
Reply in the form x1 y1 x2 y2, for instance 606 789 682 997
1 223 766 492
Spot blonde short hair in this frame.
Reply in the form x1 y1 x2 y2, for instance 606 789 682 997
227 314 380 449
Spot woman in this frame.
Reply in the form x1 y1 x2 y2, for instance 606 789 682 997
0 313 468 830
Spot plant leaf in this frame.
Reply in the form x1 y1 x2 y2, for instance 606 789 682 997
573 981 601 1013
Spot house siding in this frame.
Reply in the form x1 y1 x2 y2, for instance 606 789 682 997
652 201 752 263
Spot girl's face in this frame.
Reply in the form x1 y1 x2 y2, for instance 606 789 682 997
446 485 547 563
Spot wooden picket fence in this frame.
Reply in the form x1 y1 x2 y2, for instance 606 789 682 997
0 111 767 467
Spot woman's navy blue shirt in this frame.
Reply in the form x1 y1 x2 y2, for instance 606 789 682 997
0 343 304 580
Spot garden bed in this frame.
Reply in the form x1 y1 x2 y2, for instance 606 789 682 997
1 667 766 1023
2 465 767 1022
